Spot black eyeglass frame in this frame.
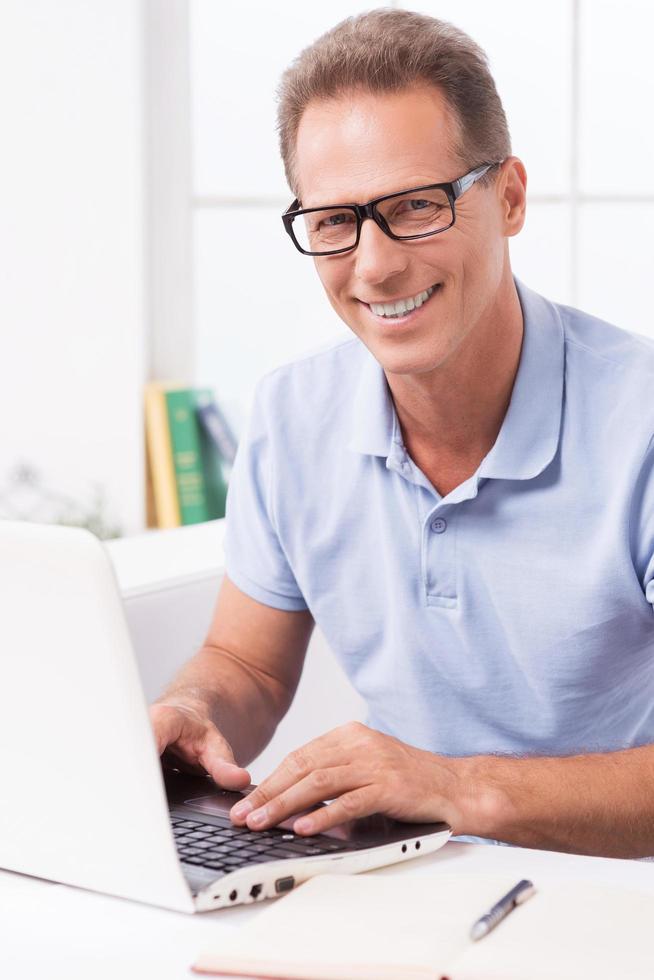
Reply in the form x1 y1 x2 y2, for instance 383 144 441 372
281 162 501 257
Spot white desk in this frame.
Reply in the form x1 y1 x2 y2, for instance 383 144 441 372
3 840 654 979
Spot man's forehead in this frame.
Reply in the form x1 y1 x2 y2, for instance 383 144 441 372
294 84 463 206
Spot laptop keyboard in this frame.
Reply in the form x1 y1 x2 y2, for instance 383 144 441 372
171 815 358 875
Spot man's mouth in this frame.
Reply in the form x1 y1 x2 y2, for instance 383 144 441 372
365 283 441 319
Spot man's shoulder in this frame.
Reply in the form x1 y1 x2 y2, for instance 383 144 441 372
255 334 368 414
555 298 654 376
549 296 654 447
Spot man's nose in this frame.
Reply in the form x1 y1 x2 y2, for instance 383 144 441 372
353 217 409 286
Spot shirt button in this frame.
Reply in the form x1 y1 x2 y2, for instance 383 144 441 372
430 517 447 534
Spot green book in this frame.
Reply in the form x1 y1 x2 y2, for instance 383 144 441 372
164 387 228 524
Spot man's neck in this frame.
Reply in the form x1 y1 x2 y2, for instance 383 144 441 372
385 280 524 494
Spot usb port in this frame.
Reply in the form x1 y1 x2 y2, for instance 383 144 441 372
275 876 295 894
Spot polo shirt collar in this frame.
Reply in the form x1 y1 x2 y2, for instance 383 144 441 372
478 278 564 481
348 344 396 456
347 277 565 484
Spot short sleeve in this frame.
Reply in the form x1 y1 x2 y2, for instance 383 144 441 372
223 378 308 611
632 434 654 610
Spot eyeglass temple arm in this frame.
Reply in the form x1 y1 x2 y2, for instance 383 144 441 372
452 163 496 198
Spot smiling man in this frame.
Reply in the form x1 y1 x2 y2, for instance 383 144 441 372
151 10 654 857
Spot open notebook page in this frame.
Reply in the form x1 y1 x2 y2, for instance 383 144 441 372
193 870 654 980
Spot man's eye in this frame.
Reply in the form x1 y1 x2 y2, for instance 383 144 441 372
407 199 432 211
319 212 353 228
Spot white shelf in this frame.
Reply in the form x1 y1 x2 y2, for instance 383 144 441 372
105 519 226 598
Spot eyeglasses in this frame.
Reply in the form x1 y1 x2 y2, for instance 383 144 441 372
281 162 500 256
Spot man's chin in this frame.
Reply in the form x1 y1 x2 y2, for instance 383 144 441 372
369 345 452 379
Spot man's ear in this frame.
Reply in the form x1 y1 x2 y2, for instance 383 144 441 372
497 156 527 238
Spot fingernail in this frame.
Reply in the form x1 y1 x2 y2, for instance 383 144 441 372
231 800 252 819
248 809 267 827
294 818 312 834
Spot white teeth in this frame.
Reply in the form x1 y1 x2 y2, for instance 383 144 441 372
369 285 437 318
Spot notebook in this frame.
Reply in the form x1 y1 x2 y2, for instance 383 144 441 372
193 870 654 979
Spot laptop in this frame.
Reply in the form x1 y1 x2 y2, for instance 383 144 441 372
0 519 451 913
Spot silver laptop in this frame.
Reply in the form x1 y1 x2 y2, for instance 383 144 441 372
0 519 451 912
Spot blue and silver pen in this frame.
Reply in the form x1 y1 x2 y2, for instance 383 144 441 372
470 879 536 941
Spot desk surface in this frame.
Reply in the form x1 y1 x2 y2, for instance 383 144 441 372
3 840 654 979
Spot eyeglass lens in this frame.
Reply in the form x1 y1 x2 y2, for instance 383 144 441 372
291 187 454 254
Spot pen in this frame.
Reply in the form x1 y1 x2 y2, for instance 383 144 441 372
470 878 536 941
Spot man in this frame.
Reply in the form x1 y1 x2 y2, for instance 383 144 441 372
151 9 654 857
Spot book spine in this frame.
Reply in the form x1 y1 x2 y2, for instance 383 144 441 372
196 397 238 464
195 389 229 520
164 388 212 525
143 383 181 528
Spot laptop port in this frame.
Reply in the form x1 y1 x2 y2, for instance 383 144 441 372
275 876 295 894
229 889 238 901
250 883 263 899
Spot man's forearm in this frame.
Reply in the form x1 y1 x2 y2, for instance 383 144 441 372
157 644 289 767
459 744 654 858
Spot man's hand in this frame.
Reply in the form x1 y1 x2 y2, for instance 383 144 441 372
228 726 654 858
150 699 251 791
228 721 468 834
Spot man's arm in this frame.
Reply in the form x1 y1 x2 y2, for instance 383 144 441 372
463 745 654 857
151 574 314 776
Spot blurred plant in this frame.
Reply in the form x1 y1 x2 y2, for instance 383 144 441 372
0 462 123 540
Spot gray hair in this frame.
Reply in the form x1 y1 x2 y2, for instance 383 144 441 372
276 8 511 196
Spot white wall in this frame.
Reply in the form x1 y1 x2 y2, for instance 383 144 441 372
0 0 146 535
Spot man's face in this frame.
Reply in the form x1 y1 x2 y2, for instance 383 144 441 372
294 85 521 378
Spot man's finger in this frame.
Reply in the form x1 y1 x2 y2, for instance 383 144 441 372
230 731 344 823
150 704 186 756
197 729 251 790
238 765 357 830
292 786 377 836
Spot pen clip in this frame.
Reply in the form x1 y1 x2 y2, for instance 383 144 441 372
515 882 536 905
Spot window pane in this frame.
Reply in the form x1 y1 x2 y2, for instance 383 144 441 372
579 0 654 195
578 203 654 340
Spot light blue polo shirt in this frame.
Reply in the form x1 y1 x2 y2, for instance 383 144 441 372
224 278 654 758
